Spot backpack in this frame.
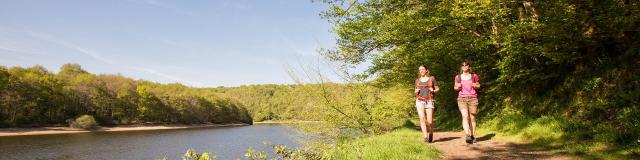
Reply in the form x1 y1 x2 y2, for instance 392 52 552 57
416 77 435 101
455 73 477 84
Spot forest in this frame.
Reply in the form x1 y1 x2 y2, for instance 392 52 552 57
0 64 252 127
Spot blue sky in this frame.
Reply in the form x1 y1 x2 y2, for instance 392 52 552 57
0 0 356 87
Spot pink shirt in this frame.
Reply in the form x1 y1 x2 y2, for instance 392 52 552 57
455 74 479 97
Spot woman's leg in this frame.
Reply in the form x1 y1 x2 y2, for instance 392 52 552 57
416 102 428 139
426 102 434 133
469 98 479 138
425 101 435 134
469 112 476 138
426 108 434 137
457 98 470 136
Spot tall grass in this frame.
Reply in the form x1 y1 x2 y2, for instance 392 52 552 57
324 127 441 160
478 110 640 159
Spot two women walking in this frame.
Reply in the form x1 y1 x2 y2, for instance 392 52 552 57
415 61 480 144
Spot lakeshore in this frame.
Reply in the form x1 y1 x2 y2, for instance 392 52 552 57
0 123 249 137
252 120 321 124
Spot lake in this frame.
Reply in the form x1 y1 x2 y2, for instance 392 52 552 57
0 124 303 160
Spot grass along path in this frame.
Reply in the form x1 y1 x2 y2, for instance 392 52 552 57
325 127 441 159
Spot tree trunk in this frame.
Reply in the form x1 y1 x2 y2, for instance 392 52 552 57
491 17 501 49
522 1 539 22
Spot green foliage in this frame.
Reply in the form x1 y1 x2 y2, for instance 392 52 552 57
481 110 566 145
318 0 640 150
0 64 252 127
313 83 410 135
58 63 88 76
479 111 640 159
176 144 321 160
216 84 324 122
183 149 216 160
272 144 322 160
219 82 413 137
321 127 441 160
71 114 98 130
244 148 268 160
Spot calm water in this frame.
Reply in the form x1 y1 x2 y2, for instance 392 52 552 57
0 124 304 160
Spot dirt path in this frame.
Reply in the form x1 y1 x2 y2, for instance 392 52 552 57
429 131 574 160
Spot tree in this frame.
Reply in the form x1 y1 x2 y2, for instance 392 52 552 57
318 0 640 144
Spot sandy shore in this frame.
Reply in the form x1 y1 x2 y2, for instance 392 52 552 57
253 120 322 124
0 123 249 137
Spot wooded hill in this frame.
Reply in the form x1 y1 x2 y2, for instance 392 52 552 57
0 64 252 127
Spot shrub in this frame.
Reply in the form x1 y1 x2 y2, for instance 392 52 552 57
183 149 216 160
71 115 98 130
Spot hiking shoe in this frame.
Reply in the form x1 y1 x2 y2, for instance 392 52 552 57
465 135 473 144
428 133 434 143
471 135 476 144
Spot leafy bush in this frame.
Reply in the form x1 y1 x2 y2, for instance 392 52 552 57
183 149 215 160
244 148 267 160
70 115 98 130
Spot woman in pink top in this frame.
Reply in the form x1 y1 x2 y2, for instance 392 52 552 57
454 61 480 144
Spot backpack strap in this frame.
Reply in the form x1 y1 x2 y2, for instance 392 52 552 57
457 73 477 83
429 76 436 88
472 74 478 83
430 76 436 98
